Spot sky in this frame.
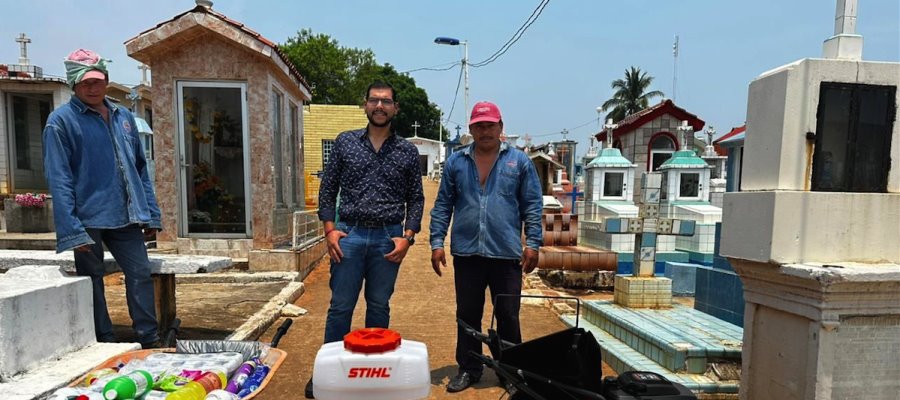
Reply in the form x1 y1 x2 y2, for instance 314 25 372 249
2 0 898 158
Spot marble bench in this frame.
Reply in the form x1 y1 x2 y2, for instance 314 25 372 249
0 250 232 332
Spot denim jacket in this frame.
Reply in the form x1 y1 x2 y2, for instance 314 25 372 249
43 96 161 252
430 142 543 260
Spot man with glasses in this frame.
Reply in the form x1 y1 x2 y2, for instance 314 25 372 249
430 101 543 393
308 81 424 398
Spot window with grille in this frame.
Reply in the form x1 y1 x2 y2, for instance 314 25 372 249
322 139 335 169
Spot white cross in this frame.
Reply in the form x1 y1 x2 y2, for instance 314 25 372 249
604 118 618 149
676 120 693 149
705 126 716 145
411 121 420 137
15 33 31 65
561 128 568 141
138 64 151 86
704 126 717 157
834 0 858 35
604 172 696 276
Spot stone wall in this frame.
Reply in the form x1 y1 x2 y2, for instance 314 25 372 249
302 104 368 205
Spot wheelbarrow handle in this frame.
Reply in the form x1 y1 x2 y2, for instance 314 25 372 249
270 318 293 348
457 318 515 348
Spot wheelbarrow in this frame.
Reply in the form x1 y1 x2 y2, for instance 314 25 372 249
61 318 293 399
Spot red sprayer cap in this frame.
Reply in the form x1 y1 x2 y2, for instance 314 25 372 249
344 328 402 354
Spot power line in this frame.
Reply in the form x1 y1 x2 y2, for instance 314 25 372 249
400 61 460 74
444 63 465 126
471 0 550 68
530 117 598 138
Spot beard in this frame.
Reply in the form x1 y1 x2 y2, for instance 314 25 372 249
367 111 393 128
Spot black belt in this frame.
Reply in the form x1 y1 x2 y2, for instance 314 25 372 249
343 220 396 228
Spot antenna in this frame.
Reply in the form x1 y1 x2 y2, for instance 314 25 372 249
672 35 679 101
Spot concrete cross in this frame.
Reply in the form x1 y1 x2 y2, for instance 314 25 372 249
676 120 693 149
567 185 583 210
834 0 858 35
604 172 696 276
15 33 31 65
138 64 151 86
561 128 569 141
411 121 420 137
604 118 618 148
704 126 717 157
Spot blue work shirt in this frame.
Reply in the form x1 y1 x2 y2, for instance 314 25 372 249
430 142 543 260
43 96 162 253
317 128 425 233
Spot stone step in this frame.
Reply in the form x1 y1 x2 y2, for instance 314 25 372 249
561 314 739 397
0 250 232 274
581 300 742 374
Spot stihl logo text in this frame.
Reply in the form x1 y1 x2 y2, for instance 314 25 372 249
347 367 392 378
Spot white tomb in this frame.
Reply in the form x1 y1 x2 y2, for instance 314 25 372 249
0 265 138 399
658 121 722 263
579 121 638 253
721 1 900 399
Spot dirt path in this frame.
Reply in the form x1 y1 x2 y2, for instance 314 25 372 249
255 179 585 399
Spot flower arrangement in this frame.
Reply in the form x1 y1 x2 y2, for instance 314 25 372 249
15 193 48 208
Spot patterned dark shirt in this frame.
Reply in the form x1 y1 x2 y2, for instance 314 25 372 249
318 128 425 232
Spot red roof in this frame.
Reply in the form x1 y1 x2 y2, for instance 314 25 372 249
714 125 745 144
595 99 705 142
127 5 310 93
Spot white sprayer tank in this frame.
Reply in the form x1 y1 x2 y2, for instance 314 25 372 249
313 328 430 400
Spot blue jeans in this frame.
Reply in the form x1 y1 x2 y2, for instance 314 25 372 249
74 225 159 344
324 222 402 343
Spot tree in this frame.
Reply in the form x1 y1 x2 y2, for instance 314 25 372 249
600 66 665 123
280 29 445 141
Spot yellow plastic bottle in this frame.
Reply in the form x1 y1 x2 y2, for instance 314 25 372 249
165 370 227 400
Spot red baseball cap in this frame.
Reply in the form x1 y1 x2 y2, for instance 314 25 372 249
469 101 502 125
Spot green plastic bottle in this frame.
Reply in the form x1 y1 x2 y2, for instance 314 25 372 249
102 370 154 399
166 370 227 400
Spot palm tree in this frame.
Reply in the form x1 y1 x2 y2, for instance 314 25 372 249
601 66 665 122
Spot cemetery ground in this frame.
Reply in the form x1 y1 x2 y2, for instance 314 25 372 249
102 179 635 399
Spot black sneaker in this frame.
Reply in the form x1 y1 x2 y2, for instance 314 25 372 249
447 371 480 393
305 377 314 399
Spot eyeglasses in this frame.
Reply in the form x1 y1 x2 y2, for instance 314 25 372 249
366 97 396 106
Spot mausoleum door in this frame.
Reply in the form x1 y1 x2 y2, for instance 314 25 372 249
176 81 251 237
7 92 51 192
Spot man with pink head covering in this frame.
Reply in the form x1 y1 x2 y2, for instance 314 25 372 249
430 101 543 393
43 49 162 348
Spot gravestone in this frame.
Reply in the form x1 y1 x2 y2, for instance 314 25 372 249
605 172 695 307
721 1 900 398
0 265 138 399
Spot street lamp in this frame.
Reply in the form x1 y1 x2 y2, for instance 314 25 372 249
434 36 469 130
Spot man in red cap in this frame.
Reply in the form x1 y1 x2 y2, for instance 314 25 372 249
430 101 543 393
43 49 162 348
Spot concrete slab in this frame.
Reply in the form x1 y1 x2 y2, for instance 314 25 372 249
0 266 94 381
0 342 139 400
0 250 232 274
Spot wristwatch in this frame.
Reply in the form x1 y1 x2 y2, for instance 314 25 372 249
403 234 415 245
